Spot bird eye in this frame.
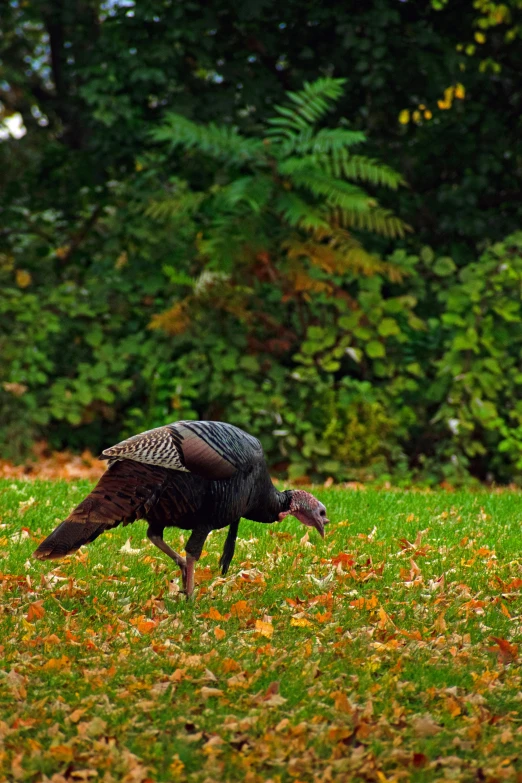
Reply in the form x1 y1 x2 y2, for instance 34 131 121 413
320 509 326 517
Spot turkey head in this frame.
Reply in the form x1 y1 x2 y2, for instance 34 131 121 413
278 490 329 538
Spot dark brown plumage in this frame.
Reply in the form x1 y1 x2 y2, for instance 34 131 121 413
34 420 329 596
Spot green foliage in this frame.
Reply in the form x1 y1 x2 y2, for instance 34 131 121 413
1 1 521 484
150 77 410 274
430 233 522 479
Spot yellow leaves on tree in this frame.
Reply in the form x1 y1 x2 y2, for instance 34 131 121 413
15 269 32 288
149 300 191 336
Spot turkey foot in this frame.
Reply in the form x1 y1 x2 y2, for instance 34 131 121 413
147 527 189 594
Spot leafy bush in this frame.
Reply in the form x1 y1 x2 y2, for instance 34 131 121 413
1 66 521 484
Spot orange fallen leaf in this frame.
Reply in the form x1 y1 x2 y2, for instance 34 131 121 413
332 691 352 713
331 552 356 567
137 618 157 635
230 600 251 618
214 626 226 640
434 611 447 634
316 611 332 623
222 658 241 673
489 636 518 664
202 607 226 621
43 655 70 671
48 744 74 762
27 601 45 622
255 619 274 638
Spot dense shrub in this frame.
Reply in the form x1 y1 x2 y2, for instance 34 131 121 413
2 1 522 484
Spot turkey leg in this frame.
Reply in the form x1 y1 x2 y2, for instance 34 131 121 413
219 518 240 575
184 527 210 598
147 526 187 586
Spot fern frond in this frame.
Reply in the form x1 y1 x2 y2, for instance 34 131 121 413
284 167 372 211
150 114 262 164
286 78 346 123
279 128 366 157
145 191 206 221
266 106 311 138
326 153 404 189
274 193 331 233
219 175 273 213
266 78 347 141
338 207 412 238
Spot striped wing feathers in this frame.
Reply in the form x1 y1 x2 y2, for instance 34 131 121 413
101 420 264 480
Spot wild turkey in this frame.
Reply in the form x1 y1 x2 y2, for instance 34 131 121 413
33 420 329 596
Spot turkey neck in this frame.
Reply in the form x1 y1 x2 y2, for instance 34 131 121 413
245 477 292 524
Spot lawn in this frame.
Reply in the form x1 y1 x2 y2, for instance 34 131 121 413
0 479 521 782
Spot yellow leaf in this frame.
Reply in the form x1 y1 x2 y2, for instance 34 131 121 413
412 110 421 123
49 745 73 762
214 626 226 640
474 32 486 44
424 110 433 120
291 617 312 628
398 109 410 125
115 251 128 270
255 619 274 638
169 754 185 775
454 82 466 99
15 269 32 288
55 246 70 259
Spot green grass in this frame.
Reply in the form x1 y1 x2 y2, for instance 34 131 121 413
1 479 521 782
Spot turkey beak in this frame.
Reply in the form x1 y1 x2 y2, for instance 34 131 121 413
313 514 329 539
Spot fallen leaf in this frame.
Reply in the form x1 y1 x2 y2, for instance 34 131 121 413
412 715 441 737
69 709 87 724
27 601 45 621
214 626 226 640
120 538 142 555
291 617 312 628
136 618 157 635
200 687 223 700
230 600 251 618
434 611 447 634
489 636 518 664
255 619 274 638
332 691 352 713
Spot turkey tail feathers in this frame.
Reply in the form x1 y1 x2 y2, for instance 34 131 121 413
34 520 107 560
33 460 170 562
